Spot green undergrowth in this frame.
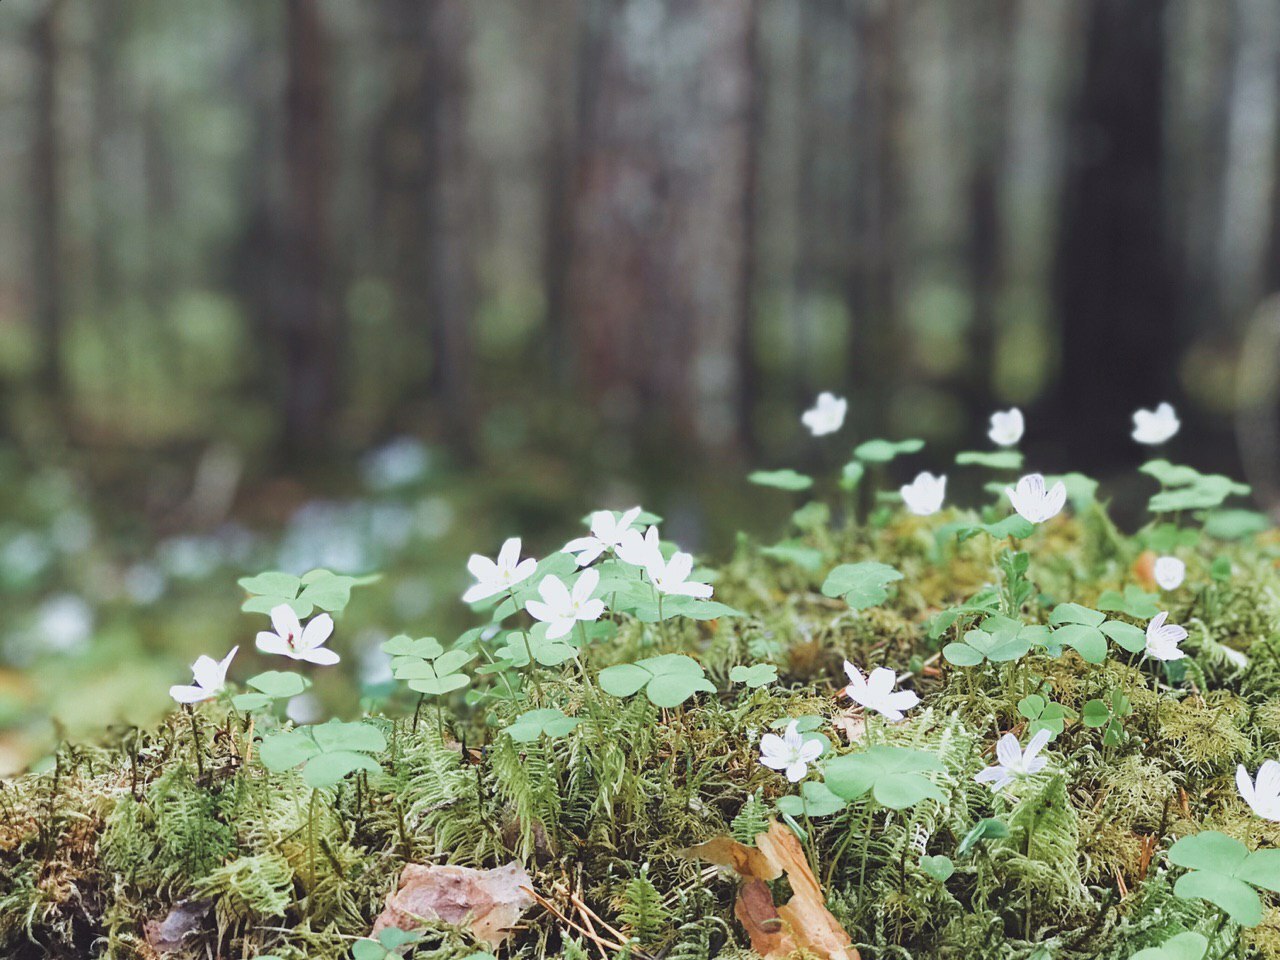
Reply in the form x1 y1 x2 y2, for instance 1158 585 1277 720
3 451 1280 959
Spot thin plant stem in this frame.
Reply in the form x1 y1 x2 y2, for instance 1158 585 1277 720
186 705 204 780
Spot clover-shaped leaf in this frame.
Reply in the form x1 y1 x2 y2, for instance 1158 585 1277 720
853 438 925 464
1101 619 1146 653
1128 931 1209 960
821 562 903 611
1168 830 1280 927
239 569 370 617
1140 460 1204 487
232 670 311 711
759 541 824 572
1203 509 1270 541
1017 693 1071 739
839 461 866 491
776 780 847 819
629 596 742 623
951 514 1036 543
598 654 716 708
505 707 580 743
385 635 476 696
259 719 386 789
1141 461 1251 513
943 615 1035 666
920 854 954 882
749 469 813 492
823 746 946 810
1098 585 1161 620
956 450 1023 470
352 928 424 960
730 663 778 688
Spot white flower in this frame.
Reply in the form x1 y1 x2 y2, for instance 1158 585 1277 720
647 551 714 599
170 646 238 704
563 507 642 567
256 604 340 665
616 525 663 569
1132 402 1180 445
900 472 946 516
525 570 606 639
462 537 537 603
1237 761 1280 821
759 720 824 782
801 392 847 436
1153 556 1186 591
988 408 1024 446
1144 610 1187 661
1005 473 1067 524
842 662 920 722
975 729 1052 792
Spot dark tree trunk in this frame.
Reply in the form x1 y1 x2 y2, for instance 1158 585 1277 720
566 0 758 454
1051 0 1173 470
277 0 339 459
845 0 904 440
30 0 66 399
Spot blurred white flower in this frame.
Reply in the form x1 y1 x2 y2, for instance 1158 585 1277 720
1237 761 1280 821
563 507 642 566
462 537 536 603
988 408 1024 447
170 646 237 704
525 570 606 639
1153 556 1186 591
286 692 324 725
616 525 664 569
900 472 946 516
647 551 713 599
1132 402 1180 445
843 662 919 722
256 604 340 665
975 729 1052 792
1006 473 1067 524
1144 611 1187 661
361 436 431 491
760 720 824 782
801 392 847 436
35 594 94 653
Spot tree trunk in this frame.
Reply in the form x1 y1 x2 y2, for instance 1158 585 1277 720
277 0 339 459
30 0 66 399
566 0 758 455
1051 0 1173 471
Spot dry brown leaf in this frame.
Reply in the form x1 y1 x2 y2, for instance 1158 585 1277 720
682 820 858 960
144 898 212 954
372 861 535 947
1132 550 1157 590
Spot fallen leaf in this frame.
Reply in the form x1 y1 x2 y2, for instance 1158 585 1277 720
372 861 534 948
682 820 858 960
1132 550 1157 590
144 898 213 953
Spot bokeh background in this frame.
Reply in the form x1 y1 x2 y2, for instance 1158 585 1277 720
1 0 1279 770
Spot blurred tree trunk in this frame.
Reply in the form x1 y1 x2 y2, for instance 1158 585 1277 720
566 0 758 454
845 0 904 439
30 0 66 399
277 0 339 459
1051 0 1173 470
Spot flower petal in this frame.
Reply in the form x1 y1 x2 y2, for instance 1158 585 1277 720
299 613 334 650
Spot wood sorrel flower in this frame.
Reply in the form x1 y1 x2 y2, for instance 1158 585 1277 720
1006 473 1067 524
256 604 339 665
760 720 824 782
1132 402 1180 445
801 391 847 436
563 507 642 567
170 646 238 704
842 662 919 722
1154 556 1185 590
1237 761 1280 821
975 729 1051 792
462 537 536 603
1144 611 1187 661
900 472 946 516
988 407 1024 446
525 570 606 639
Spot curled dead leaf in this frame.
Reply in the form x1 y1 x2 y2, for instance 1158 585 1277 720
144 898 213 954
372 861 535 948
681 820 858 960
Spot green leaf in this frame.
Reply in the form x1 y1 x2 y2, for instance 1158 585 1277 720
1044 472 1100 511
758 541 824 572
956 818 1009 857
839 461 866 491
1050 603 1106 627
1128 932 1209 960
776 780 847 819
232 670 311 711
748 469 814 492
1101 620 1147 653
1098 585 1161 620
1140 460 1205 487
238 572 302 598
1053 623 1108 663
953 514 1035 542
1017 694 1045 720
597 655 715 707
821 562 903 610
1174 872 1260 926
302 751 381 789
730 664 778 688
956 450 1023 470
920 854 954 882
259 720 386 789
941 642 984 667
1168 831 1271 927
1082 699 1110 727
824 746 946 810
505 708 580 743
297 571 361 613
1203 509 1270 540
943 617 1034 666
382 635 444 659
854 438 925 464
